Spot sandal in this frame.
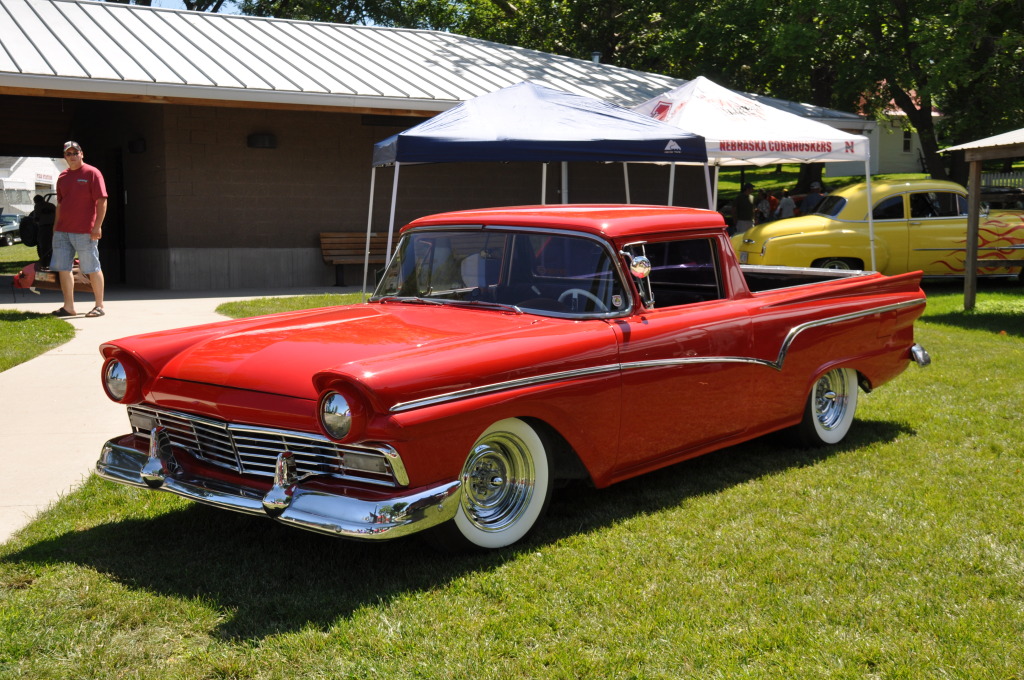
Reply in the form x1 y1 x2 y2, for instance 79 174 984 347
51 308 76 318
85 307 105 318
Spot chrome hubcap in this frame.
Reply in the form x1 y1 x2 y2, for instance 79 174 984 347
814 371 849 431
461 432 535 532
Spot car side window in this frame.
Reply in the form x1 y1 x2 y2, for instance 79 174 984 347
627 238 722 308
873 196 905 220
910 192 963 218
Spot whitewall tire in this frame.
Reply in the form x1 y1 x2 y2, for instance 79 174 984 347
798 367 859 446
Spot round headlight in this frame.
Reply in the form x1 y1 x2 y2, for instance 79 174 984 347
320 392 352 439
104 359 128 401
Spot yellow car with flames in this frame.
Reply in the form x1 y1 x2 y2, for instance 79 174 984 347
732 179 1024 277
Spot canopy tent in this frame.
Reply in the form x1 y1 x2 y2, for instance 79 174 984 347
363 80 709 292
633 76 880 269
633 76 870 166
943 128 1024 310
372 80 707 165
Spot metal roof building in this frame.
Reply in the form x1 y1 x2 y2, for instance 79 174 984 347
0 0 681 113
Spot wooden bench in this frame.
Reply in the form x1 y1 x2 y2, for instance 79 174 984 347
320 232 391 285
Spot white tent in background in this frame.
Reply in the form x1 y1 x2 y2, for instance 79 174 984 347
634 76 880 269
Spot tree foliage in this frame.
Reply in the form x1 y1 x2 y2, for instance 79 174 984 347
129 0 1024 179
667 0 1024 179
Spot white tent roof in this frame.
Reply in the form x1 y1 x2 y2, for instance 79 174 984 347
633 76 870 166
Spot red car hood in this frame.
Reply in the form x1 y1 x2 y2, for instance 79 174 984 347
147 303 617 405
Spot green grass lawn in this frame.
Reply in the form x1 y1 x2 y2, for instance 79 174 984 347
1 281 1022 678
0 243 36 276
0 244 76 370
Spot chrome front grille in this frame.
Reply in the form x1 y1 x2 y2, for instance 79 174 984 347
127 405 401 487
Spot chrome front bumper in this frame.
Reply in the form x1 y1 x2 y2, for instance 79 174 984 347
96 437 461 540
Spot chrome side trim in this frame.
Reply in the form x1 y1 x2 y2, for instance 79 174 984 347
913 245 1024 252
96 440 460 541
389 299 926 413
390 365 622 413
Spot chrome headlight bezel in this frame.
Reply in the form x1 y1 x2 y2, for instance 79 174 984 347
319 391 353 440
103 359 129 401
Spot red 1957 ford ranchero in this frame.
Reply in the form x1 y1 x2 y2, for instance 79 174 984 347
96 205 930 551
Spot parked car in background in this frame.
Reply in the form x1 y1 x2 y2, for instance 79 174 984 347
0 214 21 246
732 179 1024 277
96 205 929 551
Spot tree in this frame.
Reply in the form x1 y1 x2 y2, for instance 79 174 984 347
662 0 1024 180
230 0 1024 181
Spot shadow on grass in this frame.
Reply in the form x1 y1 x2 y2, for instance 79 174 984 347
0 259 35 278
0 309 47 322
920 279 1024 338
4 418 911 640
925 310 1024 337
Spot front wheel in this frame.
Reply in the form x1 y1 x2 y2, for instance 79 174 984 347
1 233 12 247
430 418 552 551
796 367 859 446
812 257 862 270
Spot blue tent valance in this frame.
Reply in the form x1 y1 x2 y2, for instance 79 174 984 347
372 81 707 166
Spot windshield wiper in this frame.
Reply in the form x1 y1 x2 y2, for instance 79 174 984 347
444 299 523 314
374 297 522 313
374 296 446 306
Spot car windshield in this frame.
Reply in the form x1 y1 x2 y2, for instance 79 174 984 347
372 227 629 318
813 196 846 216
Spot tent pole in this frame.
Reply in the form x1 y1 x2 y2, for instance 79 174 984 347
668 162 676 206
561 162 569 203
361 166 377 300
864 153 876 271
623 163 631 204
386 162 400 263
712 165 720 209
703 162 713 209
542 163 548 205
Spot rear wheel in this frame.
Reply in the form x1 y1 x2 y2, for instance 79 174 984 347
797 367 859 446
430 418 552 551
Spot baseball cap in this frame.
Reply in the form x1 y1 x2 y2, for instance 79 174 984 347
63 141 82 152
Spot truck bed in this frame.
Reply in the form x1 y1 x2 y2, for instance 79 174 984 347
740 264 873 293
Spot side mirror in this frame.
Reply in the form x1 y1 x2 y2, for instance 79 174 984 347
625 254 651 279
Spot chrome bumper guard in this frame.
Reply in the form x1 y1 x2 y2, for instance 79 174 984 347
96 436 461 541
910 343 931 368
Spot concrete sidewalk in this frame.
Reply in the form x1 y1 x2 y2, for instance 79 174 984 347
0 282 353 544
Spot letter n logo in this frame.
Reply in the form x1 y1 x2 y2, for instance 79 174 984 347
845 141 856 154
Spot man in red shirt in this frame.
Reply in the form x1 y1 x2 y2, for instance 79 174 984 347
52 141 108 317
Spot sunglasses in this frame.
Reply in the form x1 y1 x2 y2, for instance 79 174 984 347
64 150 80 156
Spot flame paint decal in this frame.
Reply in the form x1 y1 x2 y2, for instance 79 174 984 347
928 213 1024 273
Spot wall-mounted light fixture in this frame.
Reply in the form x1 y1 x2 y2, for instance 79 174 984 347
247 133 277 149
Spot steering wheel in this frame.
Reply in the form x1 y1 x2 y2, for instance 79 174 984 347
557 288 608 312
